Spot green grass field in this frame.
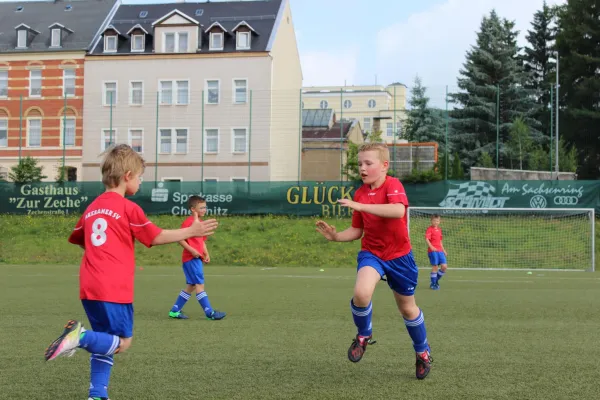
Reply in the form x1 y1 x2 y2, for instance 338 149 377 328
1 265 600 399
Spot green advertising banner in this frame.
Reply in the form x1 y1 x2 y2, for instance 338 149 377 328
1 180 599 216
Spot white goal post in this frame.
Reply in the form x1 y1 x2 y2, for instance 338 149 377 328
407 207 595 272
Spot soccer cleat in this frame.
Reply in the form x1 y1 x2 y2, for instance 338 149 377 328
88 398 109 400
44 319 83 361
347 334 376 363
415 350 433 380
206 310 226 320
430 283 440 290
169 311 189 319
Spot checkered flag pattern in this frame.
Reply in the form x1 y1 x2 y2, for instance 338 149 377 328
440 182 495 205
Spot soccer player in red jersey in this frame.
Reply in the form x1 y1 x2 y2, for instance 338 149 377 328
426 214 447 290
168 195 226 320
316 142 432 380
43 144 219 400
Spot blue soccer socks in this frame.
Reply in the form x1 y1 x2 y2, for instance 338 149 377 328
89 354 113 399
79 330 120 356
437 270 446 282
350 299 373 338
171 290 191 313
404 310 429 353
430 272 438 286
196 291 213 317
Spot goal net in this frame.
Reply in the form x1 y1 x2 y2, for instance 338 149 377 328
407 207 595 271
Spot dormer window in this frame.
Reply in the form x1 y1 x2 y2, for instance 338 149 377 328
205 22 227 51
164 32 188 53
48 23 73 49
15 24 41 49
51 29 61 47
127 24 149 53
232 21 256 51
104 36 117 52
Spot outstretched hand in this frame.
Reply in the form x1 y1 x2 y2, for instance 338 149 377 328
190 210 218 237
316 220 337 241
338 199 363 212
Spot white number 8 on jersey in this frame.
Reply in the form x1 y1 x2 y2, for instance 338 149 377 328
91 217 108 247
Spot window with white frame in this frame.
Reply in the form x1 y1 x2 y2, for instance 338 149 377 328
386 122 393 137
236 31 250 50
396 120 402 136
51 28 61 47
0 119 7 147
175 129 188 153
210 32 223 50
234 79 247 103
343 99 352 109
159 128 188 154
176 80 189 105
101 129 116 151
363 117 371 132
0 71 7 97
63 69 75 97
164 32 188 53
131 34 145 52
319 100 328 109
61 118 75 146
178 33 188 52
160 129 172 153
206 80 219 104
104 35 117 52
130 81 143 105
129 129 143 153
159 80 172 105
103 82 117 105
368 99 376 108
17 30 27 48
232 128 247 153
204 128 219 153
27 119 41 147
29 70 41 97
164 33 175 52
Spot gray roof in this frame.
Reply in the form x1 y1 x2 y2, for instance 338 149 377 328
302 109 333 128
0 0 118 53
91 0 283 55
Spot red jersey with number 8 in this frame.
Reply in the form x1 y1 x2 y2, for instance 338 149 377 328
68 191 162 303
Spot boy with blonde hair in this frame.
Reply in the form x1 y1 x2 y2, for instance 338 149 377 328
43 144 219 400
316 142 433 380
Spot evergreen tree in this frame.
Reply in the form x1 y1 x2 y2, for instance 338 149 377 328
9 157 47 183
555 0 600 178
450 10 542 171
404 76 447 152
508 117 533 170
477 152 495 168
451 152 464 179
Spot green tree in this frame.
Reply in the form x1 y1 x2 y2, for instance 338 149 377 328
477 152 495 168
508 117 533 170
555 0 600 178
527 146 551 171
451 152 464 179
450 10 542 170
9 157 47 183
558 138 578 173
404 76 447 152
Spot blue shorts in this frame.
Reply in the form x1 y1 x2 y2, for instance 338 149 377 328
81 299 134 338
357 250 419 296
428 251 447 266
183 258 205 284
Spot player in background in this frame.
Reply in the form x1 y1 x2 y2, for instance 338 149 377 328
43 144 219 400
426 214 447 290
316 143 432 380
168 195 226 320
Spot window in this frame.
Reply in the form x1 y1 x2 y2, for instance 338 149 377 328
232 128 247 153
343 99 352 109
164 32 188 53
17 30 27 48
63 69 75 97
29 70 41 97
204 128 219 153
386 122 393 137
319 100 328 109
103 81 117 106
0 71 7 97
51 28 61 47
236 31 250 50
101 129 116 151
396 121 402 136
61 118 75 146
128 129 143 153
234 79 247 103
231 177 247 182
204 178 218 183
363 117 371 132
159 128 188 154
206 80 219 104
130 81 143 105
159 80 172 105
176 80 189 105
210 32 223 50
0 119 7 147
131 34 145 52
104 35 117 52
27 119 41 147
368 99 376 108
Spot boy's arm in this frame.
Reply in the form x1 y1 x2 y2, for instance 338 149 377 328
151 225 216 246
425 238 437 252
316 221 363 242
178 239 201 257
345 202 405 219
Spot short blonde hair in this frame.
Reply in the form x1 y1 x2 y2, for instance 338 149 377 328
101 144 146 188
358 142 390 163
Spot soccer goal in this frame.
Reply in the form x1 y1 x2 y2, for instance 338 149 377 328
407 207 595 271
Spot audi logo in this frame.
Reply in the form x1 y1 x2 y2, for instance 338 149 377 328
553 196 579 205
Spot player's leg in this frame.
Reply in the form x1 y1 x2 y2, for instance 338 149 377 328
169 261 197 319
348 252 384 363
428 252 439 289
196 282 226 320
437 253 448 285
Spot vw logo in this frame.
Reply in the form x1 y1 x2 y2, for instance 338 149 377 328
553 196 579 206
530 195 547 209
